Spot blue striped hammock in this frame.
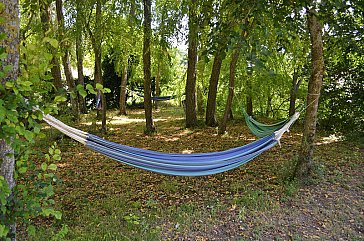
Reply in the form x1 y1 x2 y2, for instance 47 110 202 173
42 112 300 176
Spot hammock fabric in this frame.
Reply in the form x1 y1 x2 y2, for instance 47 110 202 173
242 108 292 138
42 112 300 176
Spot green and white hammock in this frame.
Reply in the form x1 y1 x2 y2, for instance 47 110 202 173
242 108 294 138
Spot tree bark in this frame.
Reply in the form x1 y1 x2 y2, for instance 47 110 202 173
218 48 240 134
185 0 198 128
196 53 206 116
0 1 19 239
246 76 253 116
289 70 302 116
56 0 78 116
154 63 161 109
266 95 272 117
143 0 155 133
205 51 223 127
40 2 63 91
90 0 107 133
295 9 325 181
76 0 87 114
119 63 128 115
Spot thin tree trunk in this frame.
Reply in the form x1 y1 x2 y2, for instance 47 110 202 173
56 0 78 115
40 2 63 91
154 63 161 109
76 0 87 114
119 64 128 115
246 77 253 116
91 0 107 133
1 1 19 239
185 0 198 128
196 53 205 115
219 49 240 134
295 9 325 181
143 0 155 133
205 51 223 127
289 70 302 116
266 95 272 117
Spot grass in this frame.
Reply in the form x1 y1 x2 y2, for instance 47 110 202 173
21 106 364 240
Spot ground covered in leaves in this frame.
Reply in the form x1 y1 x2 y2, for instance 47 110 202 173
26 107 363 240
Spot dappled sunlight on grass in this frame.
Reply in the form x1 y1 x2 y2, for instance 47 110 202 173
317 134 342 145
181 149 194 154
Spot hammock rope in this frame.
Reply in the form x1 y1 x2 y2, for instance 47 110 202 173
41 111 300 176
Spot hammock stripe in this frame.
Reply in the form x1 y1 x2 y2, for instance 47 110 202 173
42 112 300 176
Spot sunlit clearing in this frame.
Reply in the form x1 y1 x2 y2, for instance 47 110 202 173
81 115 169 126
317 134 342 145
155 135 180 142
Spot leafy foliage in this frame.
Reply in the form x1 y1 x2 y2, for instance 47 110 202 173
0 33 65 239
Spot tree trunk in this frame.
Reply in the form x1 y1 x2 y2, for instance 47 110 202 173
219 48 240 134
295 9 325 181
56 0 78 116
289 70 302 116
92 0 107 133
205 52 223 127
1 1 19 239
196 53 206 116
143 0 155 133
185 0 198 128
154 63 161 109
40 2 63 91
246 77 253 116
119 64 128 115
76 0 87 114
266 95 272 117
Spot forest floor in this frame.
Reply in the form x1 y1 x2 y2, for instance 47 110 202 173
26 106 363 240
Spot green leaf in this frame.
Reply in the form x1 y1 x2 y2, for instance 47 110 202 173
18 166 28 174
41 162 48 171
48 164 57 171
54 96 67 103
103 88 111 94
0 224 9 237
27 225 36 237
79 89 87 98
53 154 61 161
54 211 62 220
96 83 103 90
5 81 14 88
43 37 59 48
76 84 84 91
23 130 34 141
86 84 96 95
